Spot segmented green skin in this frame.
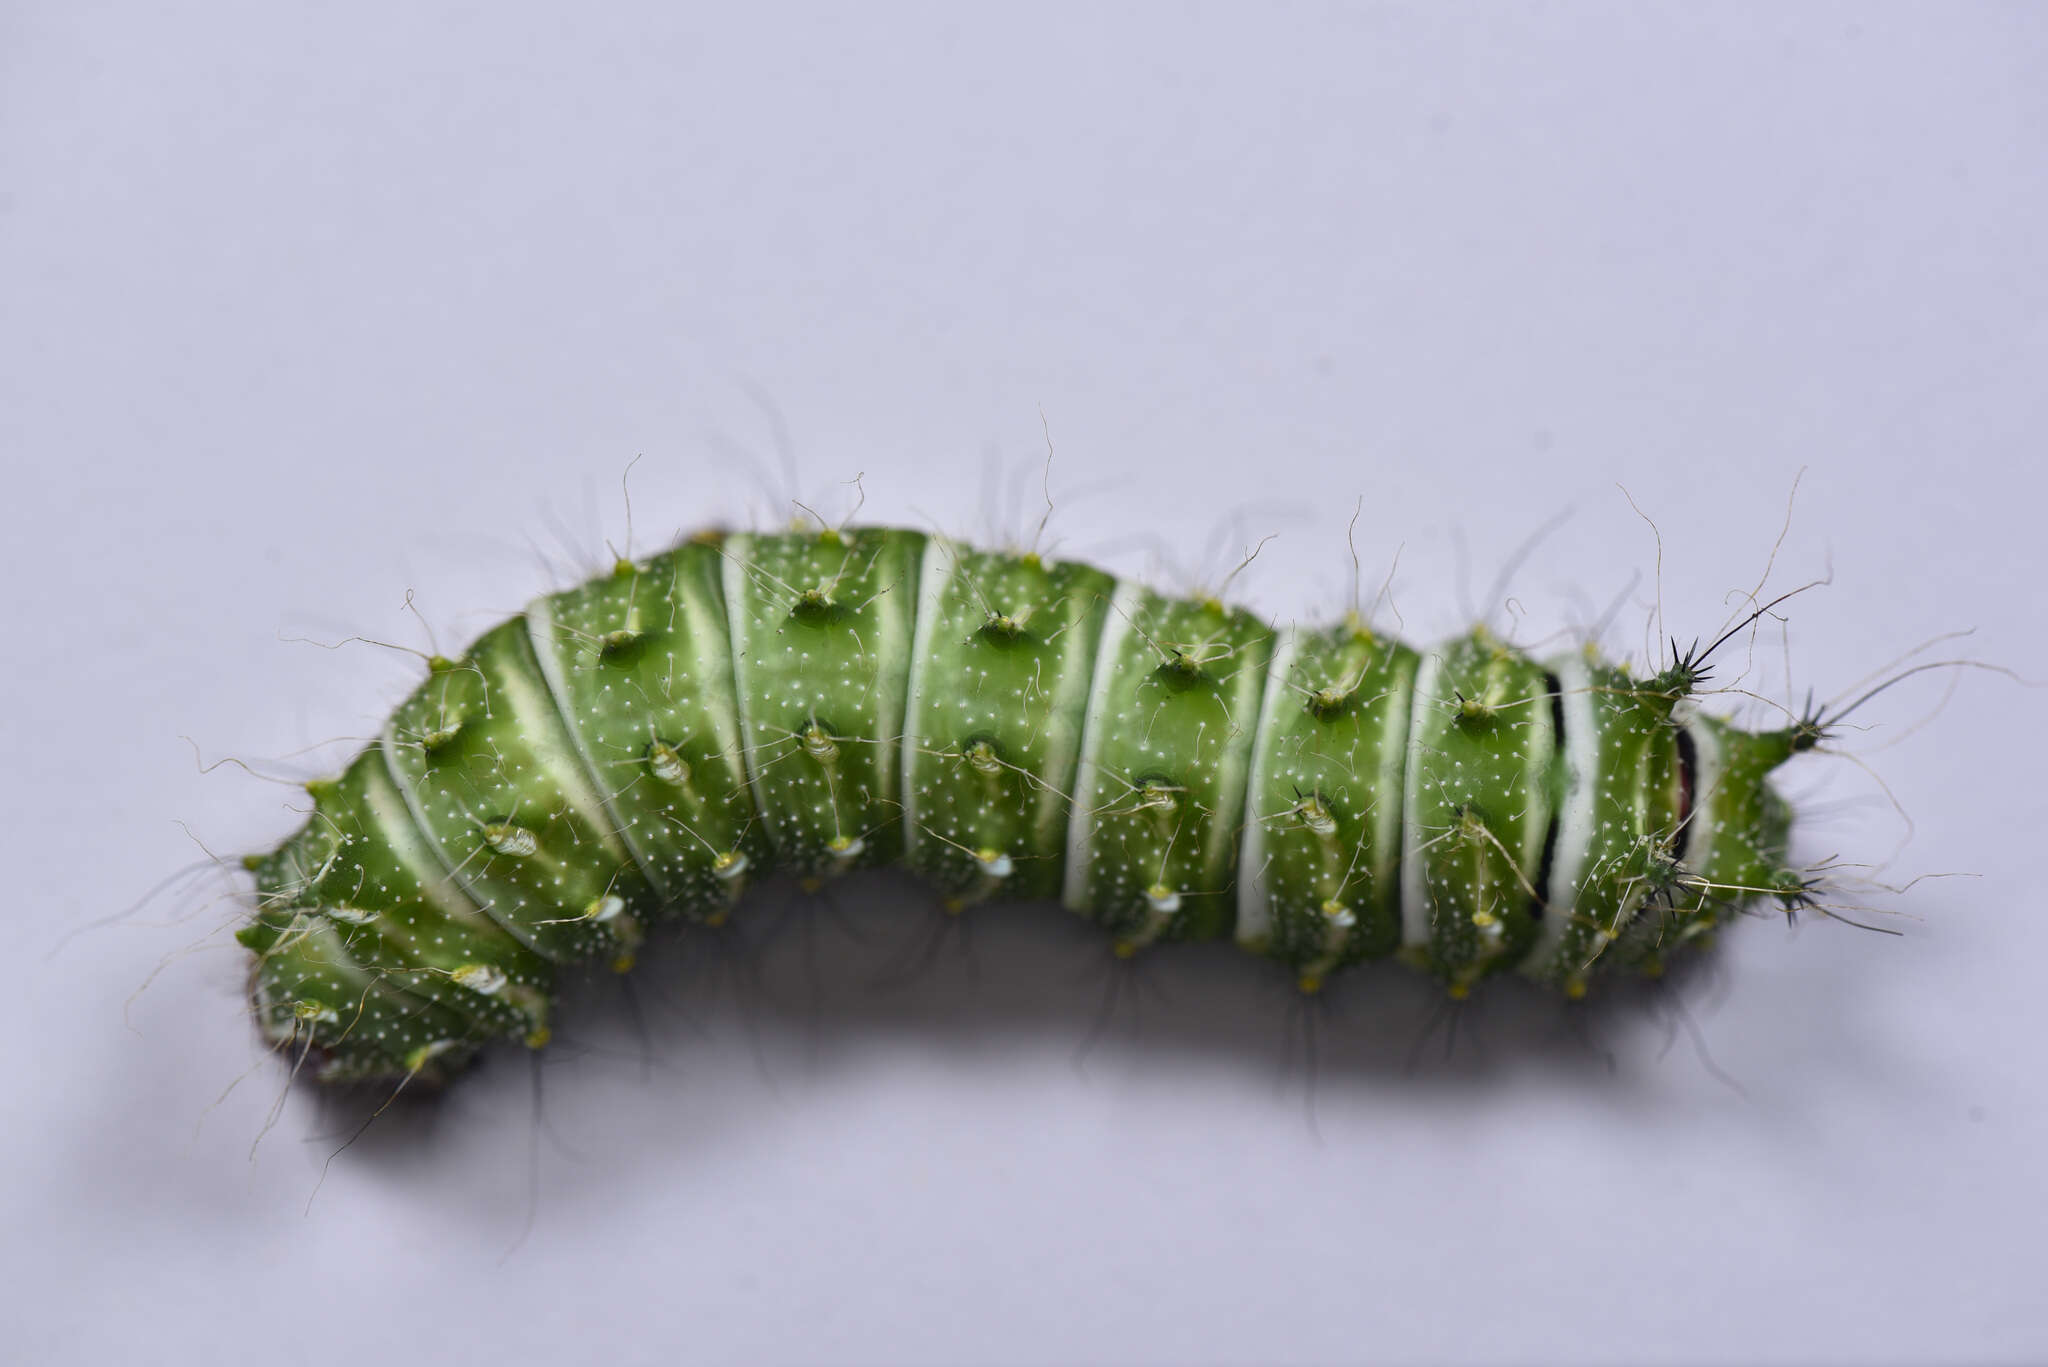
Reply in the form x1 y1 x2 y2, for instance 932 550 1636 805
239 526 1804 1082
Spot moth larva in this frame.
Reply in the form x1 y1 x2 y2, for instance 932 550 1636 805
239 522 1824 1084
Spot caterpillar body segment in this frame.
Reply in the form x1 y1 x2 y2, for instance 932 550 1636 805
527 540 766 927
1238 622 1418 982
1401 632 1560 994
723 527 926 877
239 525 1798 1084
383 623 655 967
1064 580 1273 947
902 536 1114 906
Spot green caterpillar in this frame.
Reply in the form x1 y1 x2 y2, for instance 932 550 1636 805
239 524 1820 1084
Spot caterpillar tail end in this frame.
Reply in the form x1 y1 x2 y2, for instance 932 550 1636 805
234 912 482 1089
232 761 563 1088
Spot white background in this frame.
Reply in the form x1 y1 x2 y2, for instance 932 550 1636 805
6 4 2046 1364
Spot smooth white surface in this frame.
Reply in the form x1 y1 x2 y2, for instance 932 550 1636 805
6 4 2047 1364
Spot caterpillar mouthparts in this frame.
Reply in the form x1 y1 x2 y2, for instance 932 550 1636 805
239 525 1816 1085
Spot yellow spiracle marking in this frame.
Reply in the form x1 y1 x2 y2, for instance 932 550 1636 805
483 823 537 857
451 963 507 995
1136 780 1179 812
802 723 839 763
648 741 691 785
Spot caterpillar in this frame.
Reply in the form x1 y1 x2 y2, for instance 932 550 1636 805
239 519 1828 1085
